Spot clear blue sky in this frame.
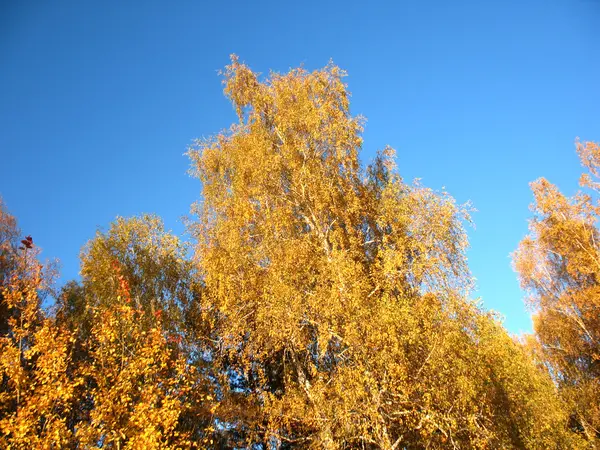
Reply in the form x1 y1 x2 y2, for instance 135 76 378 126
1 1 598 334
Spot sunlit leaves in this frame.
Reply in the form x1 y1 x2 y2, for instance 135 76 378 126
515 140 600 444
188 55 575 448
0 209 213 448
0 56 587 449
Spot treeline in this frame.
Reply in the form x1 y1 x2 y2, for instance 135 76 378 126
0 57 598 449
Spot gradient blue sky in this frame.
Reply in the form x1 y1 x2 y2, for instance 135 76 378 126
1 1 598 333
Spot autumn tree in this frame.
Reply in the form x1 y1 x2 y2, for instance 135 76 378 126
0 227 82 447
515 140 600 443
58 215 216 447
73 260 210 449
55 215 211 415
57 215 207 383
188 56 578 448
0 209 216 447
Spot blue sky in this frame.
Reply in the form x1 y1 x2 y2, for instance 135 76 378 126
1 0 598 334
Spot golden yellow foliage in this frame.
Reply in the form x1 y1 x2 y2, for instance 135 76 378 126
0 244 81 448
0 210 215 448
515 140 600 444
80 214 200 334
187 56 578 448
0 57 588 449
74 262 201 449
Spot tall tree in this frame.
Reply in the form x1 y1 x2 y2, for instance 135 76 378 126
189 56 578 448
515 140 600 443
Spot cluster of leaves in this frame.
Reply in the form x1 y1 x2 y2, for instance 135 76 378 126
0 57 597 448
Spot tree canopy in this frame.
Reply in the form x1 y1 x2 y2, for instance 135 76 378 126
0 57 596 448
